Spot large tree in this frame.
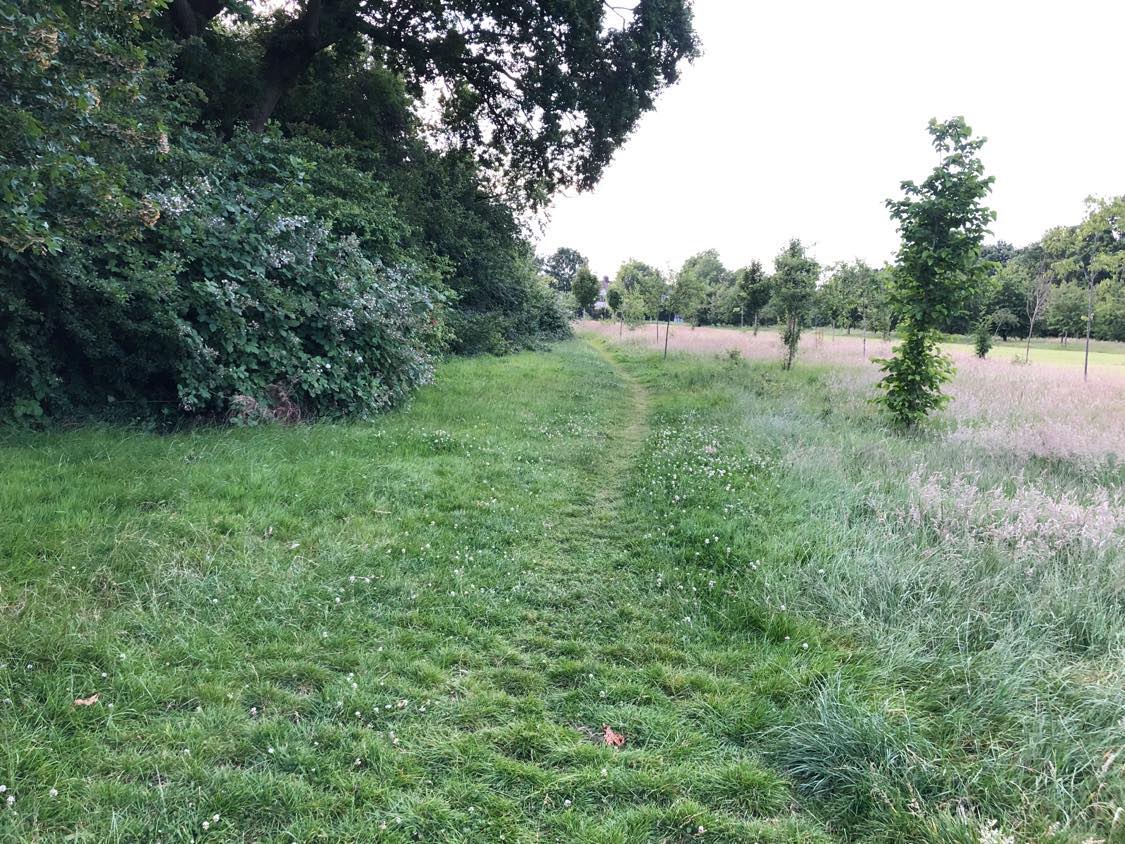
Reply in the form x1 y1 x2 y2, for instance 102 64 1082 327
676 249 730 324
877 117 994 428
167 0 698 204
541 247 587 292
571 265 599 317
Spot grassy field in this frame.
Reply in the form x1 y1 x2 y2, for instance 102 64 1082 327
3 336 1123 842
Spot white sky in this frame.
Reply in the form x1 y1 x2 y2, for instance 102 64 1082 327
537 0 1125 277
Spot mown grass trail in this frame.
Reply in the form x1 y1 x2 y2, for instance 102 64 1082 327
1 341 836 843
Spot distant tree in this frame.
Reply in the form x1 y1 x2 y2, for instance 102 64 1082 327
876 117 994 428
851 262 888 356
671 267 707 327
980 240 1019 267
1094 278 1125 342
871 266 897 340
615 259 665 334
1046 282 1088 342
734 261 771 333
823 261 878 337
769 239 820 369
1068 197 1124 377
542 248 588 292
991 308 1019 341
819 270 848 336
676 250 731 324
709 283 743 325
572 266 599 317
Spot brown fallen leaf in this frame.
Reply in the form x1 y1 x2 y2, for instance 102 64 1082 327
603 725 625 748
73 693 100 707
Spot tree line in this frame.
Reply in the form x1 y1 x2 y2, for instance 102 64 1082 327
542 195 1125 350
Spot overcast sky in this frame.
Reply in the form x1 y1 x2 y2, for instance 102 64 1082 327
537 0 1125 278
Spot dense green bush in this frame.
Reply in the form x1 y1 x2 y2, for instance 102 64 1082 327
2 129 447 421
448 273 571 355
0 2 576 423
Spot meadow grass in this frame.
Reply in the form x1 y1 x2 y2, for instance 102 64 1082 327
3 336 1123 843
593 327 1124 842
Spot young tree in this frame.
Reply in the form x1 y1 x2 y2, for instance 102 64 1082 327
972 316 994 358
876 117 995 427
622 289 648 330
769 240 820 370
734 261 771 333
571 266 599 317
606 284 624 334
1023 271 1051 361
542 247 588 292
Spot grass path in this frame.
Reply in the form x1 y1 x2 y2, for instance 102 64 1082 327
1 340 836 843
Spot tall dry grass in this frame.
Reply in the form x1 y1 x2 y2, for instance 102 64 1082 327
590 321 1125 840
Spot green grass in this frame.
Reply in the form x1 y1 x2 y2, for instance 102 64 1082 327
2 338 1122 843
1 342 835 843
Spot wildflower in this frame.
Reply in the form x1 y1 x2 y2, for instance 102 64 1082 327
49 788 58 798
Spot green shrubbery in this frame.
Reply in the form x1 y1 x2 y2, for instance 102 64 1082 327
2 125 448 421
1 0 614 423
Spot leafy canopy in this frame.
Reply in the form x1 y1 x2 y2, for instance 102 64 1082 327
168 0 699 206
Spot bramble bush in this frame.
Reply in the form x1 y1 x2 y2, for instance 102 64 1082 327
2 127 447 421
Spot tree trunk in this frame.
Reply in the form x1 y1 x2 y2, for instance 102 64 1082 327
1084 272 1094 381
663 316 671 359
752 312 759 336
245 0 338 131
